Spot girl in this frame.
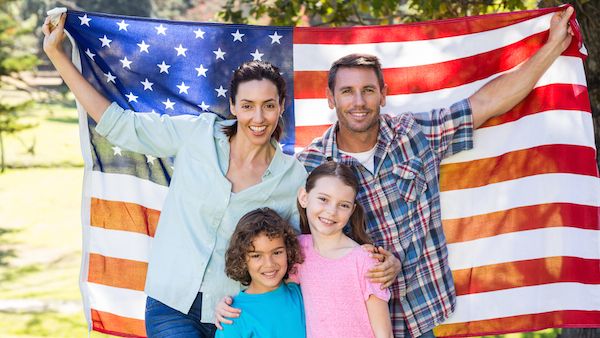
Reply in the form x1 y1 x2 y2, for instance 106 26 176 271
216 208 306 338
218 161 393 338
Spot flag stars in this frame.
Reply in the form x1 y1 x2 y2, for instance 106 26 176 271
198 101 210 111
112 146 122 156
231 29 244 42
104 71 116 84
269 31 282 44
213 48 226 60
85 48 95 60
120 57 132 69
126 92 138 102
162 98 175 110
137 40 150 53
79 14 91 26
177 82 190 94
99 35 112 48
194 28 205 39
146 155 157 165
116 20 129 31
141 78 154 91
215 86 227 98
157 61 171 74
155 24 167 35
174 44 188 57
195 64 208 77
250 49 264 61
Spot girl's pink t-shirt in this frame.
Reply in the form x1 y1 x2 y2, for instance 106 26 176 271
293 234 391 338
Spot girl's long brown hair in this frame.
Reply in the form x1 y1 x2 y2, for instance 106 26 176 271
298 161 372 245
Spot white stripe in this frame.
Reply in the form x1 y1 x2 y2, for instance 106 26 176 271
89 227 151 262
89 171 168 211
441 173 600 220
87 282 146 320
442 109 595 164
294 13 554 71
293 56 586 127
444 282 600 324
448 227 600 270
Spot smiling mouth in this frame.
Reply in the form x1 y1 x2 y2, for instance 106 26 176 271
261 270 279 279
318 217 336 225
249 125 267 133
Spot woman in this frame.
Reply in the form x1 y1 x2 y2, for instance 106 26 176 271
43 13 306 337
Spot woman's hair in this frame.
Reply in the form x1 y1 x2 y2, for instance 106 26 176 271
297 161 372 245
222 61 286 141
225 208 303 286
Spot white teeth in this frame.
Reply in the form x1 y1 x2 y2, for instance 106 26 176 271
249 126 267 132
319 217 334 224
262 271 277 278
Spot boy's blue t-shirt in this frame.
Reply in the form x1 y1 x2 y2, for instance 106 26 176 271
215 282 306 338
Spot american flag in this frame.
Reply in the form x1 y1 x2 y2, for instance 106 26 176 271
62 6 600 338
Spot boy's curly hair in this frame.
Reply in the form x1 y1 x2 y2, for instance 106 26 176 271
225 208 304 286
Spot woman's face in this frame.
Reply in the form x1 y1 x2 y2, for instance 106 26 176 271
230 79 283 146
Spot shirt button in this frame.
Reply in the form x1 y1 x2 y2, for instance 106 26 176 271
384 211 390 217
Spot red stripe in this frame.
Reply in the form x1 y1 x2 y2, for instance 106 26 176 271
434 310 600 337
92 309 146 337
452 257 600 296
293 8 558 44
440 144 599 191
442 203 600 244
294 125 331 148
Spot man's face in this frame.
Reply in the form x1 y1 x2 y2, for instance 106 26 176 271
327 67 387 135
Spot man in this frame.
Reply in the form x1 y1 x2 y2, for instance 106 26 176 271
296 7 575 338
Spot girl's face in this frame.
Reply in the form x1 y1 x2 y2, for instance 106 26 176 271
298 176 356 238
230 79 283 146
245 233 288 294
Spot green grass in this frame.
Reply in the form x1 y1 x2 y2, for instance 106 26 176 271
0 311 108 338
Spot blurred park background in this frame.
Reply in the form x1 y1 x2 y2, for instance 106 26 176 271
0 0 598 337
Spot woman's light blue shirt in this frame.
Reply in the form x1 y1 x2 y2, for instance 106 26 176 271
95 103 307 322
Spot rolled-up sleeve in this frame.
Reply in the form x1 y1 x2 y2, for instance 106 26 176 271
95 102 204 157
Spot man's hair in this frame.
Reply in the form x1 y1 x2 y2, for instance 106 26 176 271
327 53 385 92
225 208 304 286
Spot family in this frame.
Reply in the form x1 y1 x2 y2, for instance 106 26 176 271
42 7 574 338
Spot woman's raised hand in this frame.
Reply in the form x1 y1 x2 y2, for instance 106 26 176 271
42 13 67 58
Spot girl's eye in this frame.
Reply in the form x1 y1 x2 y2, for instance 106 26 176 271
248 253 260 259
340 203 351 209
274 250 284 255
317 196 327 202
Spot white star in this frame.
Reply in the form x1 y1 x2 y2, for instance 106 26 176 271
79 14 91 26
250 49 264 61
85 48 95 60
137 40 150 53
198 101 210 111
141 78 154 91
213 48 226 60
195 64 208 77
146 155 157 165
177 82 190 94
174 44 187 57
269 31 282 44
112 146 122 156
194 28 205 39
99 35 112 48
155 24 167 35
104 71 116 84
120 56 132 69
215 86 227 98
125 92 138 102
231 29 244 42
157 61 171 74
116 20 129 31
162 98 175 110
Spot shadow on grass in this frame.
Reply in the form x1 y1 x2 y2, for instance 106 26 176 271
46 116 78 124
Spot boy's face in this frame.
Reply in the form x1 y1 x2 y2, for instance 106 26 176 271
245 233 288 294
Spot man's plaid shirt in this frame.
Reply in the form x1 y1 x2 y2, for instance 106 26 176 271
297 99 473 337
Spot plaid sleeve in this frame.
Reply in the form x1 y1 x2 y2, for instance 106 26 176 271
411 98 474 160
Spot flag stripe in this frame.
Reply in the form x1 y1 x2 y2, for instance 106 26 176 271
88 253 148 291
92 309 146 338
452 256 600 296
440 145 599 191
293 9 557 44
292 13 555 70
441 174 600 220
88 282 146 320
91 171 168 211
443 282 600 324
89 226 152 262
91 198 159 237
442 203 600 243
447 227 600 270
435 310 600 338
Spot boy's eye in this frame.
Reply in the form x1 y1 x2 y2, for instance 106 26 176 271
248 253 260 259
274 249 284 255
